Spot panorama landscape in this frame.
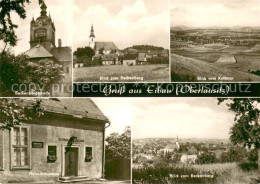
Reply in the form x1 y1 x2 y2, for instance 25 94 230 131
171 0 260 82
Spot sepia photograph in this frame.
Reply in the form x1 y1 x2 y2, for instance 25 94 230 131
132 98 260 184
0 98 131 184
0 0 73 97
73 0 170 82
1 0 260 184
170 0 260 82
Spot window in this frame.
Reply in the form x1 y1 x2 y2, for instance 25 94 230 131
0 131 3 170
85 147 92 162
47 146 57 163
35 30 46 38
11 126 30 169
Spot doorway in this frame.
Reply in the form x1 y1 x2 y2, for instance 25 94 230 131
65 147 79 176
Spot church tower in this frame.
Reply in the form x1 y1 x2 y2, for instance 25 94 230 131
176 136 180 150
30 2 56 52
89 25 95 49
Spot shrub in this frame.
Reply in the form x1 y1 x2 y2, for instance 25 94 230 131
0 52 62 95
171 71 197 82
105 127 131 180
75 56 102 67
147 56 169 64
238 162 258 171
220 146 247 163
133 166 216 184
247 149 258 163
196 152 218 164
250 70 260 76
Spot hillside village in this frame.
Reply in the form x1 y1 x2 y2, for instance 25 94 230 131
171 28 260 47
74 25 169 67
132 137 248 167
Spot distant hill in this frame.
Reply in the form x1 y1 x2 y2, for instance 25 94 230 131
171 26 260 32
133 137 230 145
125 45 164 51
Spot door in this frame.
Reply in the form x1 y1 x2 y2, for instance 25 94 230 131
65 147 78 176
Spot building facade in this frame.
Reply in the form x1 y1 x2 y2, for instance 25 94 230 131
0 98 110 183
25 2 72 89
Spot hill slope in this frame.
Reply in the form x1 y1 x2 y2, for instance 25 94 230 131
171 53 260 82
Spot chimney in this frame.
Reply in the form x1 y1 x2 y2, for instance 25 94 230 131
58 39 62 47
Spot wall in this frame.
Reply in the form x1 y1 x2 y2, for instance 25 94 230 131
123 60 136 66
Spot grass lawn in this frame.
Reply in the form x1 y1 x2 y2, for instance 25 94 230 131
133 162 258 184
73 64 169 82
193 163 258 184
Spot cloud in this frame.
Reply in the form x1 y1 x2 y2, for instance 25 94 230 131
74 0 169 50
118 0 148 21
107 19 128 28
171 0 260 27
132 98 234 140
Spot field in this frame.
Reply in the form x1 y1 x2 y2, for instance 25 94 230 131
133 163 259 184
171 27 260 81
74 64 169 82
171 53 260 81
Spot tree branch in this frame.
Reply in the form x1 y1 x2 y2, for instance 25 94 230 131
242 115 258 143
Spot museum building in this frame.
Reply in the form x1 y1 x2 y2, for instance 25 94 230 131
0 98 110 182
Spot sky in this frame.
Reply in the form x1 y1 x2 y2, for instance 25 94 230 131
73 0 169 50
0 0 73 55
171 0 260 28
132 98 236 140
92 98 132 137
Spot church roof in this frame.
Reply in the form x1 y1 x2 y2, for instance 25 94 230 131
51 47 72 62
95 41 118 51
24 44 53 59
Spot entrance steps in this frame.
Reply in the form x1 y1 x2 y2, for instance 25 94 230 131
58 176 106 183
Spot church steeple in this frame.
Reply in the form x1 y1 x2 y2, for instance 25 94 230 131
89 24 95 49
176 135 180 150
40 2 47 17
90 24 95 38
30 1 55 51
31 15 35 24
